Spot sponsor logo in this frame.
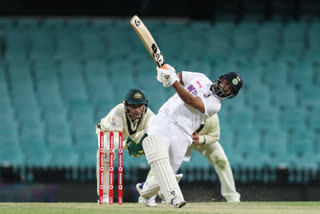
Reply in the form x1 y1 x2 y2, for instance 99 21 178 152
109 185 114 190
204 94 211 98
187 84 197 96
196 81 202 88
171 190 176 196
100 185 104 189
135 20 140 27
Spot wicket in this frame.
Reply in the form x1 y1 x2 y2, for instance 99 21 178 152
99 131 123 205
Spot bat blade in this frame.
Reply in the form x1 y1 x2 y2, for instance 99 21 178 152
130 15 165 68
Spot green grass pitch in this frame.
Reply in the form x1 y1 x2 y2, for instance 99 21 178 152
0 202 319 214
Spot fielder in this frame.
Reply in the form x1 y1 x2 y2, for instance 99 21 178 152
95 88 153 203
186 114 240 202
136 64 243 208
138 113 240 205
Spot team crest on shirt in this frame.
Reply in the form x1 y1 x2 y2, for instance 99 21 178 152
111 117 116 126
134 93 142 99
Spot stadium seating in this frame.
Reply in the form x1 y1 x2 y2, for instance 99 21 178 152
0 17 319 184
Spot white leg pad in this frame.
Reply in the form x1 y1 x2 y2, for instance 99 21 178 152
142 136 184 204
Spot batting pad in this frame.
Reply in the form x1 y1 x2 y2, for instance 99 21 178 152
142 136 184 204
96 150 109 195
138 174 183 198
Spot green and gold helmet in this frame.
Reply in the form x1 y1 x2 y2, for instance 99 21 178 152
124 88 148 116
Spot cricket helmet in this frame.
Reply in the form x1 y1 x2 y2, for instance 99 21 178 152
212 72 243 99
124 88 148 114
125 88 148 105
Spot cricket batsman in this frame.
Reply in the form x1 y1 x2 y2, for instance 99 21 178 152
136 64 243 208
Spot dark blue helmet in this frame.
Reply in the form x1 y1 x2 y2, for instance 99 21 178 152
212 72 243 99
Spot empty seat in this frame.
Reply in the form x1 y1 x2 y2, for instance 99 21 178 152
287 130 317 173
80 32 106 59
48 144 79 168
271 85 297 107
289 61 314 86
46 121 73 145
298 85 320 108
40 18 65 31
0 120 19 143
228 109 254 129
238 61 264 83
279 108 307 130
0 102 15 122
262 127 288 169
14 98 41 123
55 31 81 59
309 108 320 130
247 86 272 109
30 31 55 59
263 62 288 87
20 135 50 168
33 59 59 82
59 60 88 104
65 19 89 30
4 32 30 60
254 108 280 130
20 120 44 138
0 143 24 168
42 107 68 123
186 61 212 77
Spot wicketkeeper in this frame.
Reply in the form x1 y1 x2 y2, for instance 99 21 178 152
95 88 153 203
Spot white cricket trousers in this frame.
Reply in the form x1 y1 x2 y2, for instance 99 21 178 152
148 114 192 173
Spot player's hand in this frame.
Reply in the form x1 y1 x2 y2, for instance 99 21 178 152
156 64 178 87
192 131 200 149
125 133 147 158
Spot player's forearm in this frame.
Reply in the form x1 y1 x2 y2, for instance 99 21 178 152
172 81 195 105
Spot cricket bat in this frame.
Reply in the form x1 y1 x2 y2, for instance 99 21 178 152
130 15 167 69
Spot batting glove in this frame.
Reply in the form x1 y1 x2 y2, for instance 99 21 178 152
156 64 179 87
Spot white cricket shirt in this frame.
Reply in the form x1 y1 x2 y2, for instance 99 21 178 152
158 71 221 135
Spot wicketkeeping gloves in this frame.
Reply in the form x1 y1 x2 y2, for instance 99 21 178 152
156 64 179 87
126 133 148 158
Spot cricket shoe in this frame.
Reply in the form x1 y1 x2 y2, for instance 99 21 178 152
136 182 157 207
97 194 109 204
225 193 241 202
157 173 183 202
171 196 186 208
138 195 157 207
